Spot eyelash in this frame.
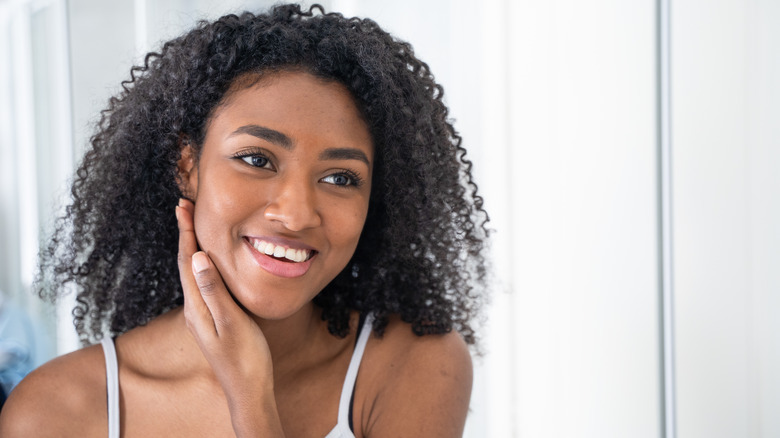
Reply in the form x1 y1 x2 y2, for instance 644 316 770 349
231 148 364 188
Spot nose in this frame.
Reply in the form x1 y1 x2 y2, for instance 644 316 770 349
263 177 322 231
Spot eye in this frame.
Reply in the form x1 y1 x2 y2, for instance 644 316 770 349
237 154 271 168
322 174 352 186
321 170 363 187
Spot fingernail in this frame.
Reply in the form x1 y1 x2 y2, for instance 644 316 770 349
175 206 181 222
192 252 209 273
178 198 185 207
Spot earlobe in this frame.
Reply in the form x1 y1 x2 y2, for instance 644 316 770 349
176 138 198 199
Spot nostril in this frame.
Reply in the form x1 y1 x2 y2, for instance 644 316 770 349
264 204 322 231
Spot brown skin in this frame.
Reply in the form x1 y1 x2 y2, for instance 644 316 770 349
0 71 472 437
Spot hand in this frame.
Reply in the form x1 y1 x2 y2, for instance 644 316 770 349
176 198 284 436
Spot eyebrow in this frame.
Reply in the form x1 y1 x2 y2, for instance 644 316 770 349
319 148 371 166
228 124 292 149
229 124 370 166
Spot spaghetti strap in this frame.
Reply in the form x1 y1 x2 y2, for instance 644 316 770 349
338 314 373 428
324 313 373 438
101 337 120 438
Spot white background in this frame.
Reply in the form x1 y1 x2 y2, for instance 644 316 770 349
1 0 778 436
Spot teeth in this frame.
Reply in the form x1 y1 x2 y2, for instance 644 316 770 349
285 248 296 260
251 239 311 263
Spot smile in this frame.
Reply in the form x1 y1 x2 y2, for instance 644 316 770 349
247 238 314 263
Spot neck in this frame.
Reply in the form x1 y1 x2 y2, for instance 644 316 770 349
166 303 329 376
252 302 322 365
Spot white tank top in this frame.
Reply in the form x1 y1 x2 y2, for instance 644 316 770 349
101 314 373 438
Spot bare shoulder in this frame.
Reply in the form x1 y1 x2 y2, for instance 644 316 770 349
368 315 473 381
0 343 108 437
356 315 473 438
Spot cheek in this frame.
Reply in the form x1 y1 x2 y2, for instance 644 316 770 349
191 183 249 252
192 203 222 253
332 201 370 252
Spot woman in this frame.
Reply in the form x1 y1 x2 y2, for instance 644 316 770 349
0 4 489 437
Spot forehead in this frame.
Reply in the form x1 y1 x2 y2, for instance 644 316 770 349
207 71 371 144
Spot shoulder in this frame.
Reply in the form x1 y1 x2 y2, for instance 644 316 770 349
356 315 473 438
0 342 108 437
366 315 472 383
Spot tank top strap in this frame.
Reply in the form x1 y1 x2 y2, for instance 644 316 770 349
337 313 373 429
100 337 120 438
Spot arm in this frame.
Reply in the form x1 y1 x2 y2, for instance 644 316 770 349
176 199 285 437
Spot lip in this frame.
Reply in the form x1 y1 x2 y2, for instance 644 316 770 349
243 237 316 278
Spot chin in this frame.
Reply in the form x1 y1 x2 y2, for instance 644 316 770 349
227 282 315 321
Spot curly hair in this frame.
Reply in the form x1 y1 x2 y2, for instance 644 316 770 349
36 3 490 346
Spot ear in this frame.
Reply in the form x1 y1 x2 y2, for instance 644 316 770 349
177 138 199 200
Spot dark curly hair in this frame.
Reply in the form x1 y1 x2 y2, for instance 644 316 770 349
36 3 490 346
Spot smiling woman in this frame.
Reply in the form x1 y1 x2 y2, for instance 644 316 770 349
0 4 489 437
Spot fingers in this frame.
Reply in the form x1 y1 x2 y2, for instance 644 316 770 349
191 251 236 336
176 199 217 340
176 198 239 340
176 198 197 270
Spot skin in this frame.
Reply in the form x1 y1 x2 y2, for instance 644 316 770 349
0 71 472 437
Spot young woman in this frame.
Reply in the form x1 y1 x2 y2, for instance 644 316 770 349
0 4 489 437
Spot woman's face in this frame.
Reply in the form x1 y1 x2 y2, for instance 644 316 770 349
179 71 373 320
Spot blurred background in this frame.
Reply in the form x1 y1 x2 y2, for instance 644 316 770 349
1 0 778 436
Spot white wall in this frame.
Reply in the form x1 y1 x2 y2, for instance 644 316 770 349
673 0 780 437
506 1 662 435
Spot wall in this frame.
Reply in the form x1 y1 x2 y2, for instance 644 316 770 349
673 0 780 436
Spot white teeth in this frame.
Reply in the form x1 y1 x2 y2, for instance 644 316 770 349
252 239 311 263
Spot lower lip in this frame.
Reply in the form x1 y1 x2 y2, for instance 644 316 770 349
244 239 315 278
